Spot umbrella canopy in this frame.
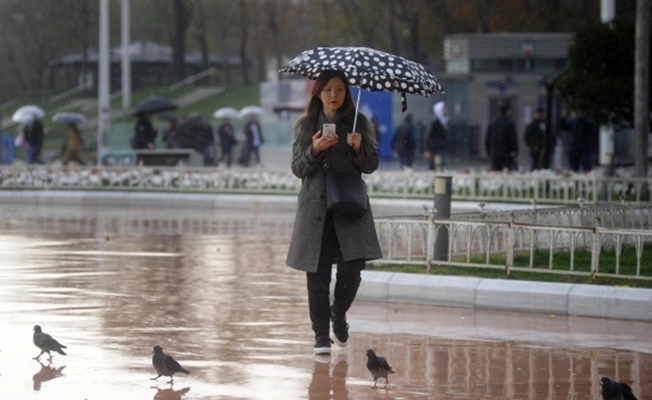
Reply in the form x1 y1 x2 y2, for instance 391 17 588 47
279 46 444 115
213 107 240 119
12 105 45 124
238 105 265 119
131 97 178 116
52 112 87 124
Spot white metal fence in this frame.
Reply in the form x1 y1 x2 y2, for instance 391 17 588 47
374 215 652 281
1 164 651 205
456 203 652 230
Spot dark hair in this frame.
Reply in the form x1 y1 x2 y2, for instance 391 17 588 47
499 103 510 116
304 70 356 124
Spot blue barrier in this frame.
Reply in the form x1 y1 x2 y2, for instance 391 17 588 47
0 134 15 164
101 151 136 166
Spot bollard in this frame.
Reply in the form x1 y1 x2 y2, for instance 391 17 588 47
433 176 452 261
599 153 615 202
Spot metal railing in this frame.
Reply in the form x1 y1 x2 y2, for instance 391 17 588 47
168 67 216 91
49 84 88 103
456 202 652 230
365 169 652 204
1 164 651 205
374 215 652 281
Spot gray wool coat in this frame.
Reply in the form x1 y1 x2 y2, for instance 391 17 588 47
285 112 383 273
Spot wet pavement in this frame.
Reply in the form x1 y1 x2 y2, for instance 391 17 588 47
0 202 651 400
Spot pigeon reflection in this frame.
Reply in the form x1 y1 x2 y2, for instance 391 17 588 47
308 354 350 400
32 359 66 391
152 386 190 400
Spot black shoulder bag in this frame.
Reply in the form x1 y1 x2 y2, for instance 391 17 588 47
324 161 369 218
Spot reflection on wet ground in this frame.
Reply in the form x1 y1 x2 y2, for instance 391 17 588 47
0 203 650 399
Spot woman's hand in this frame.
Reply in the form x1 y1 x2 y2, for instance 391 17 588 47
310 130 338 156
347 132 362 154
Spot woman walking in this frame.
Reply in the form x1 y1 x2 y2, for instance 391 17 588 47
286 70 382 355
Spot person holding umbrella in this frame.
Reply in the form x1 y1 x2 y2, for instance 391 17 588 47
61 123 84 165
217 117 237 168
53 112 87 165
132 113 158 150
130 97 178 150
23 117 45 164
285 70 382 355
239 114 265 167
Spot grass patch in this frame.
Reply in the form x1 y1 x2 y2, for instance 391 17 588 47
368 246 652 288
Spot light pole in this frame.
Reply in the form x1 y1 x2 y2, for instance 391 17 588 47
97 0 110 164
634 0 650 182
121 0 131 109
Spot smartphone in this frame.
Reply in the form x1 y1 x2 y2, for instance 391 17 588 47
322 123 336 140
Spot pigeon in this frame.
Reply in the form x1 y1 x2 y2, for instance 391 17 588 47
151 345 190 384
32 325 67 360
365 349 395 389
601 377 638 400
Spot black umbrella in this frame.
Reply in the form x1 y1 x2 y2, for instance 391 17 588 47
279 46 444 128
131 97 178 116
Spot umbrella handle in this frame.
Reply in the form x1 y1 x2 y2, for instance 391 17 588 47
352 89 362 133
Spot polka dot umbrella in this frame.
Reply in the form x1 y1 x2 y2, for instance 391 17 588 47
279 46 444 130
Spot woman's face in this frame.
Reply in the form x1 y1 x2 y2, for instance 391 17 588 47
319 76 346 116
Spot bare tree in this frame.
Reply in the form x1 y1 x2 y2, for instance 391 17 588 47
239 0 251 86
265 0 283 80
336 0 383 47
171 0 191 82
0 0 606 99
192 0 210 71
390 0 426 63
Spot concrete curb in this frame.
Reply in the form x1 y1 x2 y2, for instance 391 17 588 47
356 271 652 322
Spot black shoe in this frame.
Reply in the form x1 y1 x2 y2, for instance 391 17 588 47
314 336 333 355
331 310 349 347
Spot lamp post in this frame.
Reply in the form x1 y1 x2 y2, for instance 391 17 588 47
121 0 131 109
97 0 110 163
634 0 650 183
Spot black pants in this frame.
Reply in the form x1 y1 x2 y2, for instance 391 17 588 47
306 212 364 338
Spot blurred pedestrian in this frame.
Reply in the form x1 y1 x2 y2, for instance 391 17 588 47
562 109 597 172
132 113 158 150
24 117 45 164
240 115 264 167
161 113 180 149
524 107 546 170
424 101 448 170
217 117 237 167
61 123 84 165
175 113 216 166
193 113 216 166
391 113 417 169
485 103 518 171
